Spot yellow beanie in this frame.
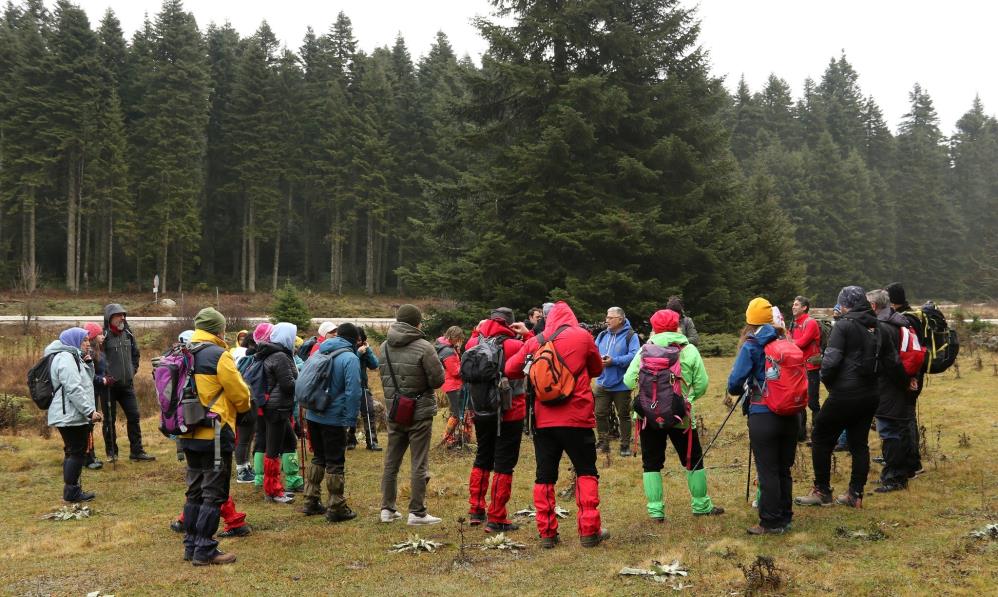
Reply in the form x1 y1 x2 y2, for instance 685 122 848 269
746 297 774 325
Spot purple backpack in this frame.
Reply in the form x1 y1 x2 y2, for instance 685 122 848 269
154 344 197 436
634 342 687 430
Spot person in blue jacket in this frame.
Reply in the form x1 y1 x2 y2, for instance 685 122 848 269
594 306 641 456
346 328 381 451
727 297 796 536
300 323 363 522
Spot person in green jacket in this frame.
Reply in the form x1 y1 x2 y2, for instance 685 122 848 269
624 309 724 520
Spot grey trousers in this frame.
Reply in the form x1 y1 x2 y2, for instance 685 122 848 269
381 417 433 515
594 385 632 446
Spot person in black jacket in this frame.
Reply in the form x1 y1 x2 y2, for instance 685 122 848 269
256 322 299 504
795 286 907 509
101 304 154 461
885 282 925 476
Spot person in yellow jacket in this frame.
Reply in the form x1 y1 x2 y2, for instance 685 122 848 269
178 308 251 566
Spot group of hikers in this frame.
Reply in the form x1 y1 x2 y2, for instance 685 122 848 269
36 281 943 565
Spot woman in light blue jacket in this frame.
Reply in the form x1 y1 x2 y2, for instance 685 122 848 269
46 327 102 502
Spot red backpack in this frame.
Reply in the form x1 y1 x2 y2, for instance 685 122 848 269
759 339 808 416
898 325 927 376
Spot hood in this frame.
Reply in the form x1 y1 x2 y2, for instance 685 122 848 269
876 307 909 328
386 321 425 347
477 318 515 339
319 336 355 354
191 328 227 348
843 306 878 328
650 310 678 334
254 342 287 359
435 336 452 347
649 331 689 347
543 301 580 332
44 339 83 357
750 324 779 346
270 322 298 353
103 303 127 329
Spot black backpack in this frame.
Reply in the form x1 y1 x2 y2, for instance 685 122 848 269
460 334 509 418
27 351 81 411
905 304 959 374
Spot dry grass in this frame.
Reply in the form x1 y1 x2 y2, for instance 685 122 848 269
1 350 997 595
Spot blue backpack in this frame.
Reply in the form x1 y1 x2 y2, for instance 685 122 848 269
295 348 351 412
240 358 269 409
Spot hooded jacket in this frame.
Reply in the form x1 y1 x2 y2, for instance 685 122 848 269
726 325 781 415
623 330 708 429
790 312 822 371
45 340 96 427
595 319 640 391
434 337 463 393
679 316 700 347
466 318 532 422
303 337 362 427
874 308 915 419
505 302 603 429
820 306 906 399
379 322 446 423
179 329 251 449
102 303 139 385
254 341 298 412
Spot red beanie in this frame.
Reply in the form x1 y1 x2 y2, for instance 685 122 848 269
84 322 102 339
650 309 679 333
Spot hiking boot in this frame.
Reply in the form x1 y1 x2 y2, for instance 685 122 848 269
218 525 252 538
366 443 383 452
326 507 358 523
485 521 520 533
235 466 255 484
595 439 610 454
835 492 863 508
580 528 610 548
694 506 725 516
874 482 907 494
192 550 237 566
300 501 327 516
65 489 96 503
619 446 631 458
468 511 486 526
130 452 156 462
539 534 560 549
183 550 193 562
407 512 442 526
747 524 787 535
265 493 294 504
380 509 402 523
86 459 104 470
795 486 833 507
346 442 357 451
170 519 184 533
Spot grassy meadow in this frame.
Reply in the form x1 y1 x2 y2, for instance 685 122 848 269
1 336 996 596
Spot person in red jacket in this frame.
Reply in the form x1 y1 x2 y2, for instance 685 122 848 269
505 301 608 548
435 326 471 448
789 296 822 441
465 308 532 533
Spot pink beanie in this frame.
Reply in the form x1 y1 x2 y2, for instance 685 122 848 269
253 322 274 344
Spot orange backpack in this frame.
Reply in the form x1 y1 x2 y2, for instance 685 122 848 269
528 325 575 405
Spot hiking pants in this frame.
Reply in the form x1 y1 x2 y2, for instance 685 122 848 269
103 382 143 457
254 408 295 457
639 425 704 472
381 417 433 515
749 411 797 530
182 449 233 561
57 424 89 500
307 421 347 475
594 385 632 447
234 408 256 465
473 418 524 475
876 417 912 485
533 426 599 484
799 369 821 439
811 394 878 496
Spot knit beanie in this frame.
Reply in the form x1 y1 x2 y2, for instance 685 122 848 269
650 309 680 333
396 304 422 327
885 282 907 306
253 322 274 344
836 286 868 310
490 307 514 325
194 307 226 337
59 327 88 349
84 322 102 339
337 322 360 344
745 297 774 325
317 321 336 338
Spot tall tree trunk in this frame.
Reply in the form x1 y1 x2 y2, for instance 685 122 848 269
379 212 389 293
66 156 78 292
272 183 291 293
160 232 169 296
365 210 375 295
330 202 341 293
83 214 91 291
107 214 114 293
348 220 358 287
247 200 256 293
302 194 311 282
22 191 37 293
240 201 248 291
74 158 83 292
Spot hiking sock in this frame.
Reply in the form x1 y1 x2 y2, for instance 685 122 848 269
253 452 265 486
686 468 716 514
642 471 665 520
282 452 304 491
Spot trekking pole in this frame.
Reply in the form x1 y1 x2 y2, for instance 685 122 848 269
364 390 375 448
690 389 747 471
745 443 753 503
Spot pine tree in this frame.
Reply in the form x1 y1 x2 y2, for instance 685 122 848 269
269 283 311 329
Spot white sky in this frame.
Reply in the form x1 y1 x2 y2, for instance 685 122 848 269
68 0 994 135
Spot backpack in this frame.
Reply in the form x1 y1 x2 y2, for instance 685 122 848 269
27 351 81 411
906 304 959 374
632 342 687 430
816 318 833 353
295 347 351 412
757 339 808 416
154 343 218 436
527 325 575 406
241 358 270 409
460 334 509 418
297 337 318 361
898 325 927 376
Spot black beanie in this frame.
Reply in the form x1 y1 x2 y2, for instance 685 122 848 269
885 282 907 306
336 322 360 344
490 307 514 325
837 285 869 310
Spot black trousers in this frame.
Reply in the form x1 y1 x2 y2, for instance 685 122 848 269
876 417 912 485
308 420 347 475
811 394 878 496
798 369 821 439
749 412 797 529
639 425 704 472
101 383 144 456
182 449 232 560
235 408 256 465
473 418 524 475
57 425 89 498
533 427 598 485
254 408 294 457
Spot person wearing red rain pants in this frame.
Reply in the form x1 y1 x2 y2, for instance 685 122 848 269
465 308 532 533
505 301 609 548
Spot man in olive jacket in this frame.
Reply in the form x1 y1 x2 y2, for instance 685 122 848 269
378 304 445 525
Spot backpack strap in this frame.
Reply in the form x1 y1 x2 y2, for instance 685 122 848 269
543 325 570 344
383 345 404 399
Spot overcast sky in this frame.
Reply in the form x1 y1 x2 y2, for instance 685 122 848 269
69 0 994 135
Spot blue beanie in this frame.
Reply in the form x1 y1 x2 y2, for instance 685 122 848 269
59 327 89 349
